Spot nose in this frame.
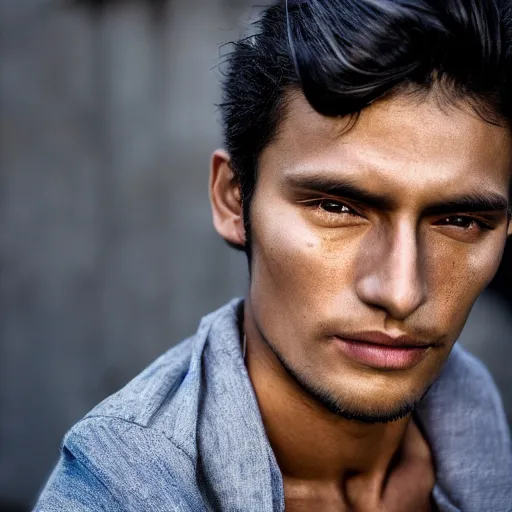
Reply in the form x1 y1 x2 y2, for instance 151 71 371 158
355 221 426 321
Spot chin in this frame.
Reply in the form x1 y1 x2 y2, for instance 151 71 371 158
278 351 431 423
304 377 428 424
311 388 426 424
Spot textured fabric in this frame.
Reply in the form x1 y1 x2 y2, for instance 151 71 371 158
35 299 512 511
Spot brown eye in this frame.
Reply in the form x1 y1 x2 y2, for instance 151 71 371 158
302 199 367 228
319 200 353 214
437 216 478 229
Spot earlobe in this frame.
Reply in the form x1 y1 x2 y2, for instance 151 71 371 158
209 150 246 247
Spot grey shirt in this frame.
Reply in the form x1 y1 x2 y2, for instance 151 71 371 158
35 299 512 511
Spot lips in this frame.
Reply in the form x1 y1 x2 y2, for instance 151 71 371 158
333 331 434 371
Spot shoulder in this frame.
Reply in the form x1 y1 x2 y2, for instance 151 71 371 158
63 298 243 464
36 300 245 511
56 334 205 507
87 336 196 427
36 336 205 511
35 415 204 511
65 415 197 487
86 298 243 430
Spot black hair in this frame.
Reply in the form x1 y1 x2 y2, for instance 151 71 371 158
220 0 512 253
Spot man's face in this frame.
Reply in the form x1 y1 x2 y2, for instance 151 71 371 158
247 91 512 422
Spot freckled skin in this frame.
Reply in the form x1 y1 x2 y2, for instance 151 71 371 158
247 91 511 418
210 90 512 509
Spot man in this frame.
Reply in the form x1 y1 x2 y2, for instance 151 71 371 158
36 0 512 510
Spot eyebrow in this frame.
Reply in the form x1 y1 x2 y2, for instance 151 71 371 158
422 193 510 216
284 173 510 215
283 174 396 210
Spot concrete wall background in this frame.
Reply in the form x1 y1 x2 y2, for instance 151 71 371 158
0 1 509 510
0 1 265 507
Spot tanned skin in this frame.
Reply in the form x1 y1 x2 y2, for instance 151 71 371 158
210 90 512 511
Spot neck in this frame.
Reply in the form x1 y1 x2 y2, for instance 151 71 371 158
243 302 411 488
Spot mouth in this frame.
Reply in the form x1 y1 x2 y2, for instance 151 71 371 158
333 331 434 371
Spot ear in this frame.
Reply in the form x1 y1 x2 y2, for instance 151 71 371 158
209 150 246 247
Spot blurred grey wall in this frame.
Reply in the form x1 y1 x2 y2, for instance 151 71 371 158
0 0 268 508
0 1 510 510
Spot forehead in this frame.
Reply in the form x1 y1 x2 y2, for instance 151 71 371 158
260 91 512 200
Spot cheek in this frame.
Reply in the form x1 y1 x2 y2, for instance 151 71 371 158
249 204 359 317
425 236 506 332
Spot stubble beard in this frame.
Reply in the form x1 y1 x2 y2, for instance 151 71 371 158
266 335 429 424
